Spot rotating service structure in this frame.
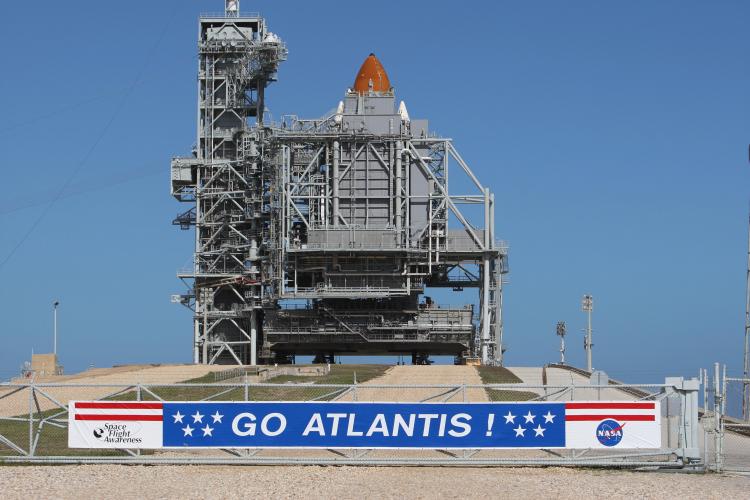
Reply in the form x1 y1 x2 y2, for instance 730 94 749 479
170 8 508 366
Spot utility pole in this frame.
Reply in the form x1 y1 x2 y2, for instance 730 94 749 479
582 294 593 372
744 207 750 421
556 321 566 364
53 300 60 355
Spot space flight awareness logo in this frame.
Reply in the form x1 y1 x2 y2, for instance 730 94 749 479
69 400 661 450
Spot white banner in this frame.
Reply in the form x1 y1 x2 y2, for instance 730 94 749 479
68 401 163 449
68 400 661 450
564 401 661 448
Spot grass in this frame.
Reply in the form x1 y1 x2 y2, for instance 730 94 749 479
475 366 523 384
106 364 389 402
263 364 387 385
0 408 131 458
475 366 539 402
0 365 391 458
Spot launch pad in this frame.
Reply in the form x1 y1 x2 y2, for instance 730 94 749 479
170 3 507 365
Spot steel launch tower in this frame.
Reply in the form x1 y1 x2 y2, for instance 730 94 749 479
171 2 508 365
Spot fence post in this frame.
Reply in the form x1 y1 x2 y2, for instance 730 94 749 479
722 364 727 415
713 362 723 472
244 372 249 401
28 382 34 456
666 376 700 463
702 368 708 464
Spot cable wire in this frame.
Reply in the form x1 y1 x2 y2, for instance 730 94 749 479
0 3 180 271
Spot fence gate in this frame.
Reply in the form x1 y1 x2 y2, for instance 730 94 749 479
0 378 701 468
717 366 750 473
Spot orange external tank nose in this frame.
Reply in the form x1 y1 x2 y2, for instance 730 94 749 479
353 53 391 94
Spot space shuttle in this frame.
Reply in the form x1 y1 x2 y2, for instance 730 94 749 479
334 53 425 138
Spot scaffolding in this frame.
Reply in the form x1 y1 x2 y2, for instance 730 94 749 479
171 7 507 365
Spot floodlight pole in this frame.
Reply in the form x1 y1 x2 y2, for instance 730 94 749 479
582 295 593 372
53 300 60 356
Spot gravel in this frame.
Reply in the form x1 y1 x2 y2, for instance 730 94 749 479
1 465 747 499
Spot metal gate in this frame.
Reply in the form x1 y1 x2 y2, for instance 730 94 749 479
0 378 701 467
711 362 750 473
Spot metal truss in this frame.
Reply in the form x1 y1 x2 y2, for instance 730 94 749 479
171 10 507 365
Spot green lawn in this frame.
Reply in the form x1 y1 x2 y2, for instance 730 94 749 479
0 408 131 457
105 364 389 402
476 366 539 402
1 365 390 459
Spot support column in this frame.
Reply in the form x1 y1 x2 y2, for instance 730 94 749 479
332 140 340 227
496 265 504 366
250 309 258 366
481 259 490 364
480 188 491 364
395 140 403 234
202 288 210 364
193 319 200 364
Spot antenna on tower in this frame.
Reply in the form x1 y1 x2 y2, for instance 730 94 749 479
225 0 239 17
556 321 567 364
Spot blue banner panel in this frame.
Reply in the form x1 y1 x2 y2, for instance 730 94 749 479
162 402 566 449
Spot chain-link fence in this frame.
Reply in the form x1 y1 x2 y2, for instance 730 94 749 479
0 378 701 467
713 366 750 473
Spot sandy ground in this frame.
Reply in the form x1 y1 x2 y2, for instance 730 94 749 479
1 465 747 499
507 366 637 401
337 365 488 402
0 365 228 417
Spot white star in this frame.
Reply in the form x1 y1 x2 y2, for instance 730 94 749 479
503 411 516 424
192 411 204 424
202 424 214 437
182 424 194 437
211 411 223 424
172 411 184 424
513 425 526 437
523 411 535 424
543 411 556 424
533 425 546 437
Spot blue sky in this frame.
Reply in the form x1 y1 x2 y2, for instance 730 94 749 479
0 0 748 382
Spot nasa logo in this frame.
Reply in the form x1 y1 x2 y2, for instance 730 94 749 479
595 419 624 447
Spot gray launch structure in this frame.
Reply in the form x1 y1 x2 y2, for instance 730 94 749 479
170 5 508 365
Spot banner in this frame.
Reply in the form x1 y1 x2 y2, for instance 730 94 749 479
68 401 661 449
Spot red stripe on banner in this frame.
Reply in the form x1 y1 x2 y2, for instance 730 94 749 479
565 415 656 422
74 414 163 421
565 402 655 410
74 402 163 410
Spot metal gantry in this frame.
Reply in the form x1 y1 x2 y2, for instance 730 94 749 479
170 6 507 365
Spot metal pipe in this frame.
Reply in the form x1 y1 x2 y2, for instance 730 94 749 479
250 310 258 366
496 273 504 366
395 141 403 235
52 301 59 356
332 140 340 227
193 319 200 364
713 362 723 472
